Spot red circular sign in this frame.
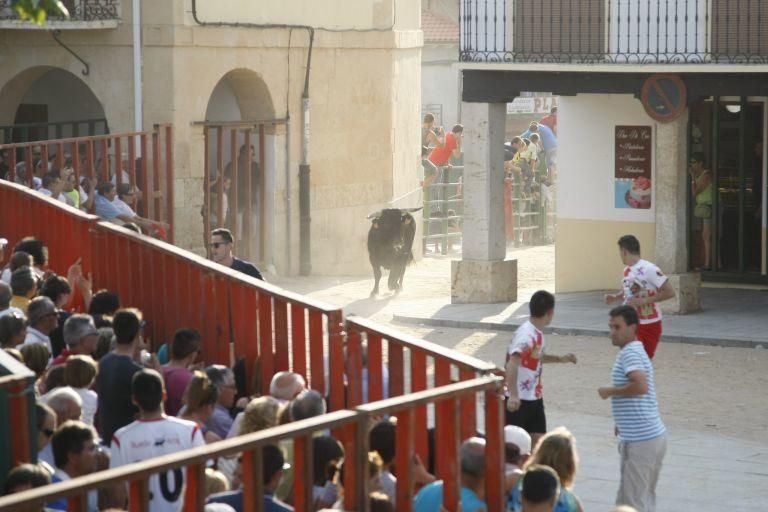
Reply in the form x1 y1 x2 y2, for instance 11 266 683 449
641 74 687 123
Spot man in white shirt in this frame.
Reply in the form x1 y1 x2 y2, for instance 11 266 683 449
22 296 58 354
505 290 577 447
111 369 205 512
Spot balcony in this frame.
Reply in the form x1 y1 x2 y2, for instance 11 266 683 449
459 0 768 64
0 0 120 29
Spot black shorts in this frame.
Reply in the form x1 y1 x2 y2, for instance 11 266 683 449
505 398 546 435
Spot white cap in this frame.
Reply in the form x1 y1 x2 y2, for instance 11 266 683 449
0 238 7 248
504 425 532 455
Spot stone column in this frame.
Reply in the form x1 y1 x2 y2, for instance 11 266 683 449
654 110 700 314
451 102 518 303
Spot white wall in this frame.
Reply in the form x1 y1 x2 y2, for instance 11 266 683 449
19 69 106 124
422 44 460 127
558 94 656 223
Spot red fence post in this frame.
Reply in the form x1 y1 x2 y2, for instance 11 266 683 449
459 367 477 441
308 310 325 395
293 435 314 512
8 379 31 467
290 304 307 383
410 350 429 462
395 408 415 512
484 388 505 512
241 446 265 512
128 478 149 512
366 332 383 403
273 298 289 372
183 463 206 512
165 125 174 242
258 293 273 393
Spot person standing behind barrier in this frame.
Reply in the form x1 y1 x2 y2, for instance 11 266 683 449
603 235 675 359
505 291 577 448
599 306 667 512
209 228 264 280
421 113 444 189
428 124 463 172
110 369 205 512
162 328 202 416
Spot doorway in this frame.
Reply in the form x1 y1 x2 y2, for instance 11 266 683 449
689 97 766 281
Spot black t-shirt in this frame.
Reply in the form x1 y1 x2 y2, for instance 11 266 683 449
96 352 142 445
231 257 263 280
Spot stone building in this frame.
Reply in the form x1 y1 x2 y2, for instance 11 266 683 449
454 0 768 307
0 0 422 275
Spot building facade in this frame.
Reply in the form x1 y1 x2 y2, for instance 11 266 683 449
454 0 768 306
0 0 423 275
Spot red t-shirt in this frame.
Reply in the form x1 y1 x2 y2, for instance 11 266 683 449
428 132 458 166
539 114 557 134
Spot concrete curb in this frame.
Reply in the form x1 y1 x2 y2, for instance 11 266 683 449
392 314 766 350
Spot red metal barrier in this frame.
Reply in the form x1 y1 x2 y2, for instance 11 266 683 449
0 377 504 512
0 125 174 242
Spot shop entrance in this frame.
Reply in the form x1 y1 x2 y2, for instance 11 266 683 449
689 97 767 281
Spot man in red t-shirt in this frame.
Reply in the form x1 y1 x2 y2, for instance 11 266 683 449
428 124 463 170
539 106 557 136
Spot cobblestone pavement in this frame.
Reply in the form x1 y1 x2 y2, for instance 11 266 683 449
270 245 768 511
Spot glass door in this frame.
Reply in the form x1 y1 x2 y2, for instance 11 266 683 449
689 97 766 281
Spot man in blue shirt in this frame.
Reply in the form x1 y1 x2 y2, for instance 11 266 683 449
93 181 157 232
521 122 557 181
598 305 667 512
413 437 488 512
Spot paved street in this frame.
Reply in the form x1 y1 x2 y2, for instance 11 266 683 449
270 245 768 511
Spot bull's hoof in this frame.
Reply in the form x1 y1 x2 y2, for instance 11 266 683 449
370 290 378 298
394 287 402 295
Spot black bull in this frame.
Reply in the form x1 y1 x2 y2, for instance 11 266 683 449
367 207 422 297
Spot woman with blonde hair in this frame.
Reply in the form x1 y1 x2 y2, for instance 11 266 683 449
180 370 221 443
238 396 280 435
509 426 584 512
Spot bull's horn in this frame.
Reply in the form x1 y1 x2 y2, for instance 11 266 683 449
402 207 423 213
367 210 382 220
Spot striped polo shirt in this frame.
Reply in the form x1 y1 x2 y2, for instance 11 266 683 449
611 341 666 442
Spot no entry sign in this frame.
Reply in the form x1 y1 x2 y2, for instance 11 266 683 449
641 74 687 123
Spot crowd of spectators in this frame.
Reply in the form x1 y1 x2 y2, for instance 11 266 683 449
1 235 643 512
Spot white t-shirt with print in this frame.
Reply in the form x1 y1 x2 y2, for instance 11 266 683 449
110 416 205 512
506 320 545 401
621 259 668 325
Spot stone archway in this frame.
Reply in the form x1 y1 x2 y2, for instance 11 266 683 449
203 69 279 266
0 66 108 143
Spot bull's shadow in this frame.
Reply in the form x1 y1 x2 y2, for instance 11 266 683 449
343 293 397 318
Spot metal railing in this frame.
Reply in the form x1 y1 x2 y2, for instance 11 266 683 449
506 172 554 246
0 0 120 22
0 376 505 512
460 0 768 64
0 125 174 240
423 165 463 255
0 118 108 146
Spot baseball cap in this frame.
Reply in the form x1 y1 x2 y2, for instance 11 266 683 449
504 425 532 455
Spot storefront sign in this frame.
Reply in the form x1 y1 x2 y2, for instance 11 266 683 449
615 126 653 210
506 96 558 115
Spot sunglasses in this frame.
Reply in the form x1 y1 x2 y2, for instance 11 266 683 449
209 242 229 249
42 428 54 438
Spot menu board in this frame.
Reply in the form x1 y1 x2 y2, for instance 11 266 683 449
615 126 653 210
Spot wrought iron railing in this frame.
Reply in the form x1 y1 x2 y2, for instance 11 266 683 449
460 0 768 64
0 0 120 22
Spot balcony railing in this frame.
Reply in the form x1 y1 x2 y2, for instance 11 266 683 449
460 0 768 64
0 0 120 24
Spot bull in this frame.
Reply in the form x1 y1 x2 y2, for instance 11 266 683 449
367 207 422 297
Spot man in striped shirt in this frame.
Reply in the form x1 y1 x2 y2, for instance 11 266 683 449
598 305 667 512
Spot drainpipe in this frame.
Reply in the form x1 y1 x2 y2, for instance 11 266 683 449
299 29 314 275
132 0 143 132
284 114 292 273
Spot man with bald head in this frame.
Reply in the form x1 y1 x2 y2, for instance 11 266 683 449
269 371 306 403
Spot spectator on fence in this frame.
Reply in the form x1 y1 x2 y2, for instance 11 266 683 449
162 328 202 416
521 122 557 180
113 183 168 234
209 228 264 280
94 181 158 232
206 444 293 512
1 251 33 286
180 370 222 443
2 463 52 496
0 281 23 319
48 420 100 511
539 106 557 136
205 364 238 438
421 113 444 189
426 124 463 187
228 395 280 438
508 427 584 512
110 369 205 511
40 171 67 203
35 402 57 474
51 314 100 366
88 289 120 328
96 308 144 445
270 371 306 404
64 355 99 426
10 266 37 314
312 435 345 510
519 464 561 512
414 437 488 512
22 296 58 355
40 274 73 358
0 311 26 348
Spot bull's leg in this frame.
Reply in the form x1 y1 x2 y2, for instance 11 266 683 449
395 266 406 294
371 265 382 297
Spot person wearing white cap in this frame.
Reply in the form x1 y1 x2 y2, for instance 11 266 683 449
0 237 7 265
504 425 532 492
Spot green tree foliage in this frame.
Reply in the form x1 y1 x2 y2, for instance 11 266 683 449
11 0 70 25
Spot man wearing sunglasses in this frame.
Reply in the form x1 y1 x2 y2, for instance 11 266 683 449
209 228 263 281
